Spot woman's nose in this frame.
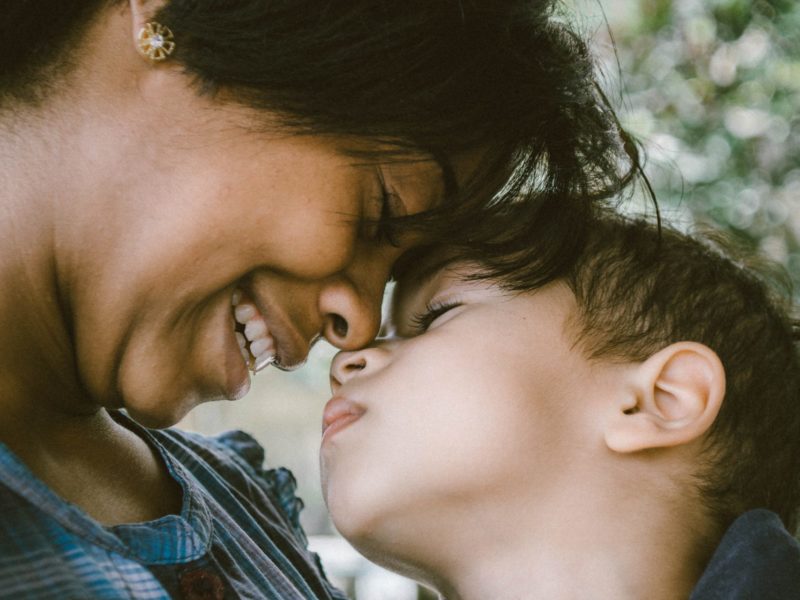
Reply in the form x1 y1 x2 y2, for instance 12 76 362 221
319 247 394 350
319 279 382 350
319 236 404 350
330 349 369 393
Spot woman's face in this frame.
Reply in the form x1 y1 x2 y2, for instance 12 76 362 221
320 256 604 562
66 68 446 427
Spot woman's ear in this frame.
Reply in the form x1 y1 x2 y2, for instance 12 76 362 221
128 0 164 40
128 0 175 64
129 0 148 36
605 342 726 454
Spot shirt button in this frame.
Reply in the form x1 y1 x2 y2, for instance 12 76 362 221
179 569 225 600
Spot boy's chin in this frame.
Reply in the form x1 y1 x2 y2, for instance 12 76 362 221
324 487 373 542
334 515 430 584
326 485 393 549
326 486 432 575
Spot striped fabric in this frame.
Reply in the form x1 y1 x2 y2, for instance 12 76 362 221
0 411 347 600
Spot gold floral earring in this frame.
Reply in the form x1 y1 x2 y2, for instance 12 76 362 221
137 22 175 61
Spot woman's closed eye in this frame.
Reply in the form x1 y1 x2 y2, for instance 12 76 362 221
409 300 463 333
368 170 406 247
374 187 402 246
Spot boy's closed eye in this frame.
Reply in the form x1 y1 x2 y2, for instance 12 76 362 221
377 301 458 340
388 259 493 339
408 300 464 333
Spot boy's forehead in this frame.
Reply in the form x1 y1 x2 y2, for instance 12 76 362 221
388 246 464 321
393 245 461 291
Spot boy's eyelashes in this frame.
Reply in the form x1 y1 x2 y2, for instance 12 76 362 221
408 300 463 333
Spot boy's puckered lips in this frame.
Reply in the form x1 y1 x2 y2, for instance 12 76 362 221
322 396 365 441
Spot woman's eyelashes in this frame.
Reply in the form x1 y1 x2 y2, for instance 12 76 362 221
408 300 463 333
369 166 414 247
374 187 402 246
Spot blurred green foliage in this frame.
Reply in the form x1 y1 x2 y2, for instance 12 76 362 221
578 0 800 294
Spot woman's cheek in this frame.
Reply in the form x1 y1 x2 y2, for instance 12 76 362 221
266 223 358 279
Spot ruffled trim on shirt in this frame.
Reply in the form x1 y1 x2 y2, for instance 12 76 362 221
215 430 307 546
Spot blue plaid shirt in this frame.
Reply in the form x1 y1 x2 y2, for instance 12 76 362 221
0 411 347 600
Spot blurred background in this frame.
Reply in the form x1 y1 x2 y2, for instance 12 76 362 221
594 0 800 287
180 0 800 597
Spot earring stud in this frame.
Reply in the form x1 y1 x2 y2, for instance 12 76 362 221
137 22 175 61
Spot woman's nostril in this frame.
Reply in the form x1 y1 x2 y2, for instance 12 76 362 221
332 314 349 339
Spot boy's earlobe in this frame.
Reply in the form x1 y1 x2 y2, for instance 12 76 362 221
605 342 726 454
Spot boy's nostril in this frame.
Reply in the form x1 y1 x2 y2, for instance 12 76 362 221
345 358 366 373
332 314 349 339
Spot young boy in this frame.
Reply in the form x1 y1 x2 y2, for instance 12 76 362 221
320 213 800 599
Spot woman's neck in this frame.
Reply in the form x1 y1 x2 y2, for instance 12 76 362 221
0 205 181 525
0 82 132 468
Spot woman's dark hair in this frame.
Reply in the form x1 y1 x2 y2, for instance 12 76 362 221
2 1 645 287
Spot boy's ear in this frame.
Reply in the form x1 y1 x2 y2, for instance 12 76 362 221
605 342 726 454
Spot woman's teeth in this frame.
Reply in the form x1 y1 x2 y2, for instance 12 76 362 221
232 290 276 372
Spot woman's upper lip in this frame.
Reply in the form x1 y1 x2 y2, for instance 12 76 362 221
322 396 365 434
241 283 309 367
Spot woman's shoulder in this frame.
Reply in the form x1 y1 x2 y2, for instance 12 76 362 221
148 425 307 544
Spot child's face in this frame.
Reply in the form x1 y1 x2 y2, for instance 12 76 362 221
321 253 603 552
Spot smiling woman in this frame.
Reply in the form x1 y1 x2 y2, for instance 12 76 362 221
0 0 640 597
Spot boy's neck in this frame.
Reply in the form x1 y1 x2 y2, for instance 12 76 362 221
413 474 712 600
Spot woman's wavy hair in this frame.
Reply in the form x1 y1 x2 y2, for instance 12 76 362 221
2 0 646 286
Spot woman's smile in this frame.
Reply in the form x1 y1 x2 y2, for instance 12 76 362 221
232 288 279 372
77 127 446 426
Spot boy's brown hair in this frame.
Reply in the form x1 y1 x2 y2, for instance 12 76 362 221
563 214 800 533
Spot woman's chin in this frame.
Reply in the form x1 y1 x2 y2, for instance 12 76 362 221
115 339 249 429
121 393 201 429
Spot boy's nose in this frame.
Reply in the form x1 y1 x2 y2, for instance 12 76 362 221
329 350 368 393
